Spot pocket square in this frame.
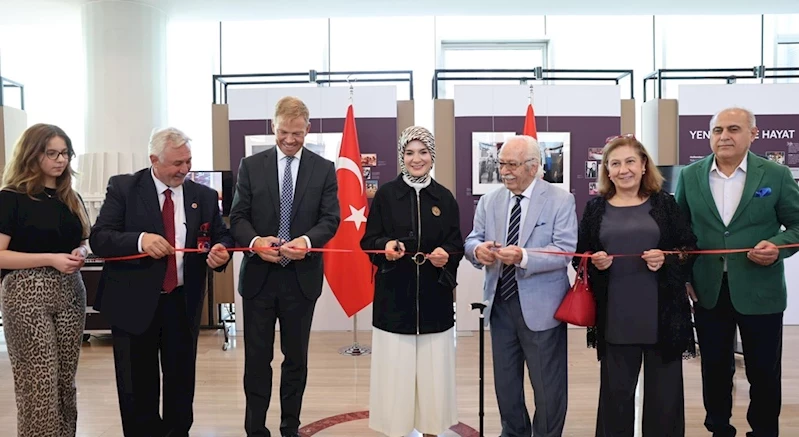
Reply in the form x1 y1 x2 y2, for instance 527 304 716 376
755 187 772 198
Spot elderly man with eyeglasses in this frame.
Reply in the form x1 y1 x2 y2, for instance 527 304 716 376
465 135 578 437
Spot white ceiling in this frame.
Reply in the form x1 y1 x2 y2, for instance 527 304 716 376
1 0 799 23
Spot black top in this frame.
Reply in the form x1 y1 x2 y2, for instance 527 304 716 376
600 199 660 344
575 190 698 362
361 174 464 335
0 188 84 278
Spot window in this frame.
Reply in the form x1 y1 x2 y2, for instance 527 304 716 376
656 15 763 98
774 39 799 83
220 20 329 75
329 16 434 128
437 40 549 99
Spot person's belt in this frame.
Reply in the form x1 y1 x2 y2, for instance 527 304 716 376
161 286 184 295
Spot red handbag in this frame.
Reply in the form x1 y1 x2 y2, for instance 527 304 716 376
554 255 596 327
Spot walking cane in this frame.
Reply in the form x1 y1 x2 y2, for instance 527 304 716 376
471 301 488 437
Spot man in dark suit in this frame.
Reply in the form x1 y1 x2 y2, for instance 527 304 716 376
229 96 340 437
90 127 234 437
675 107 799 437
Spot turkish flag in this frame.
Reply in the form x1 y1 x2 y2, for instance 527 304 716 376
523 103 538 139
323 104 374 317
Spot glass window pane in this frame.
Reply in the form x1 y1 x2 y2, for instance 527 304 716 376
439 45 547 99
220 20 328 74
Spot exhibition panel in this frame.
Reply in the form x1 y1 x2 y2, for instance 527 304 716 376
450 83 626 331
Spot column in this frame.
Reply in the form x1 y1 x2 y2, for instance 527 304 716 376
77 1 168 223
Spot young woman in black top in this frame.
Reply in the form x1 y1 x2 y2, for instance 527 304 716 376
0 123 90 437
361 126 464 437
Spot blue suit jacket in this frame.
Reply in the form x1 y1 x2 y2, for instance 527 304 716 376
464 180 578 331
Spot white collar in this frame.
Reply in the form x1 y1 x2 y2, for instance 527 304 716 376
710 155 747 174
150 167 183 195
509 178 536 201
276 145 303 162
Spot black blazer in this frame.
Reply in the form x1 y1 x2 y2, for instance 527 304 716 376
574 190 698 362
360 174 464 335
89 168 234 336
229 147 340 300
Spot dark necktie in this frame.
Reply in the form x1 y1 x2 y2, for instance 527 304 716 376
278 156 294 267
499 194 523 300
162 188 178 292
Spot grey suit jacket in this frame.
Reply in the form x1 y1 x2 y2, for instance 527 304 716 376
229 147 340 300
464 180 578 331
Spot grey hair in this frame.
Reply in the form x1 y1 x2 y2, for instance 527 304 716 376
709 107 757 131
149 127 192 159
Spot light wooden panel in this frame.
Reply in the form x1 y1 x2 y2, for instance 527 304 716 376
620 99 635 136
641 99 679 166
2 328 798 436
433 99 455 193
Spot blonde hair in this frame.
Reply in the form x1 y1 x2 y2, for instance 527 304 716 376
273 96 310 127
2 123 90 238
598 136 663 199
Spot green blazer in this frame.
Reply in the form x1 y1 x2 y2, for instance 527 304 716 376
675 151 799 315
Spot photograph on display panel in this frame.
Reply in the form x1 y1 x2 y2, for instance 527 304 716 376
471 132 517 195
244 133 342 162
471 131 571 195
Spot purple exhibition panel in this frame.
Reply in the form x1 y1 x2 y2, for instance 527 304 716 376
679 114 799 166
454 115 621 238
229 117 399 205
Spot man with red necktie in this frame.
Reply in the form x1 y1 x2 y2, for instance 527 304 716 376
90 127 234 437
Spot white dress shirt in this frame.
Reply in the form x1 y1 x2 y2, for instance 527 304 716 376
138 168 187 287
249 146 312 250
472 179 537 268
506 179 536 269
709 157 747 271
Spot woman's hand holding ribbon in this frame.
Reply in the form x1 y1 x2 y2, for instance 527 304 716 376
427 247 449 267
642 249 665 271
591 251 613 271
384 240 406 261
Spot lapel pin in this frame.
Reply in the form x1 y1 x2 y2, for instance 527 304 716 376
191 202 198 209
432 206 441 216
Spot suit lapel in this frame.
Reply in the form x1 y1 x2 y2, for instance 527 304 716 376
730 152 764 226
494 188 509 244
264 149 280 217
183 180 199 249
695 156 724 224
137 169 165 235
520 181 546 246
291 152 314 221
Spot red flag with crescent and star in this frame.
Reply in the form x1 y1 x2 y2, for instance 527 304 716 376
323 104 374 317
523 103 538 139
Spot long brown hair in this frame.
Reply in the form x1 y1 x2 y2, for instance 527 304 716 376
2 123 90 238
598 135 664 199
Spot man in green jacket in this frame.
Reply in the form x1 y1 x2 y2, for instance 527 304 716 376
675 107 799 437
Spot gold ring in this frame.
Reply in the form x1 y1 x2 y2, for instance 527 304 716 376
412 252 427 265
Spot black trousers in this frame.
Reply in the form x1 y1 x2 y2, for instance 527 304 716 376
111 287 197 437
243 265 317 437
694 273 783 437
596 343 685 437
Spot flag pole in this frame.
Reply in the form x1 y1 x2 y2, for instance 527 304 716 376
339 75 371 357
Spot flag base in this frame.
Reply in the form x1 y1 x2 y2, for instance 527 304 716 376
338 314 371 356
338 342 371 356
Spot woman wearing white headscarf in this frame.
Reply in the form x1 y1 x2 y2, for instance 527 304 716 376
361 126 464 437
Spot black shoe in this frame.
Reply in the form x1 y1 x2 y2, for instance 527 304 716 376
282 433 300 437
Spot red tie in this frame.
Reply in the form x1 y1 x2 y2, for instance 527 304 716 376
162 188 178 293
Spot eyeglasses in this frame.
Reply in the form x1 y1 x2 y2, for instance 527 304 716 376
44 150 73 161
498 159 535 171
605 134 636 145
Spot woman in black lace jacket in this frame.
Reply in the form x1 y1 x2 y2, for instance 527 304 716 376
574 135 697 437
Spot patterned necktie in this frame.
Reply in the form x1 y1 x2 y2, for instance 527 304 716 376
278 155 294 266
499 194 523 300
162 188 178 292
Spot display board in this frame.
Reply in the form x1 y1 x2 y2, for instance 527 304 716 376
453 84 623 233
225 85 400 332
678 83 799 167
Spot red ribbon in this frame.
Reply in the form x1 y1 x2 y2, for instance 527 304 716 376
89 242 799 263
